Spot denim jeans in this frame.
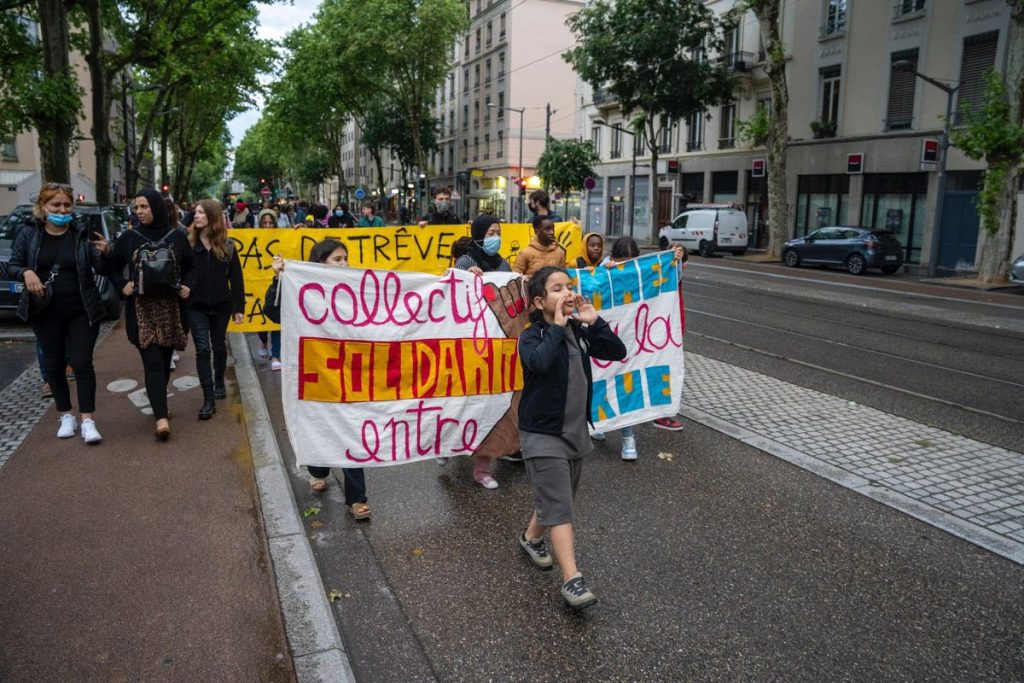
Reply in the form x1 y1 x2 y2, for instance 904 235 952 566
189 308 230 399
270 330 281 358
308 466 367 505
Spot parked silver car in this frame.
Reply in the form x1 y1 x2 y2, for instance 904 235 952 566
1011 253 1024 286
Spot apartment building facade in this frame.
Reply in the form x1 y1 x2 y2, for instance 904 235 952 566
581 0 1016 273
431 0 585 221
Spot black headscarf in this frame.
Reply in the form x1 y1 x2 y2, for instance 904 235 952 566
466 214 505 272
136 187 169 233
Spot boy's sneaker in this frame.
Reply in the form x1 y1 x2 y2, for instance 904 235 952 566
590 431 607 441
518 534 553 569
621 435 638 461
57 414 77 439
561 574 597 609
80 418 102 444
259 345 270 359
271 359 283 372
653 416 684 431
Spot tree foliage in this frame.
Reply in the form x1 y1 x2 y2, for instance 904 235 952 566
564 0 734 242
537 138 599 194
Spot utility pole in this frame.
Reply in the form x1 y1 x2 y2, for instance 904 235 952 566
545 103 552 140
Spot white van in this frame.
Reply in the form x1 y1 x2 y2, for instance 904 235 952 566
658 205 749 257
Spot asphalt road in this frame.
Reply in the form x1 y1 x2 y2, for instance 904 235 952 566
0 312 35 393
681 258 1024 454
249 311 1024 683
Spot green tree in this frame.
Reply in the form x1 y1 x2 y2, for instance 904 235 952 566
565 0 734 244
743 0 790 259
950 71 1024 283
537 138 599 195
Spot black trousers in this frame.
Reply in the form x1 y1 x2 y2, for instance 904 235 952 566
31 302 99 413
189 308 229 399
137 344 174 420
308 466 367 505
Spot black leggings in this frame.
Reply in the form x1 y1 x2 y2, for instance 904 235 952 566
308 466 367 505
31 304 99 413
137 344 174 420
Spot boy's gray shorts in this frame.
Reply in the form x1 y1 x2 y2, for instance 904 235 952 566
524 457 582 527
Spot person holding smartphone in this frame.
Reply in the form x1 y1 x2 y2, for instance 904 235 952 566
8 182 110 444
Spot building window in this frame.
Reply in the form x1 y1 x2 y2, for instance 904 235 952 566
498 130 504 157
711 171 738 203
860 173 927 263
821 0 847 38
886 49 918 130
497 92 505 117
474 101 479 125
486 21 492 46
893 0 925 19
820 65 841 127
796 174 850 235
957 31 999 120
463 104 469 130
484 133 491 160
500 13 506 38
449 74 455 98
591 126 602 156
1 139 16 161
448 143 454 173
475 28 481 53
474 64 480 88
687 113 703 151
718 103 736 149
610 127 622 159
485 58 492 84
463 68 469 93
462 141 468 163
473 136 479 161
484 95 491 122
658 120 673 153
498 52 506 78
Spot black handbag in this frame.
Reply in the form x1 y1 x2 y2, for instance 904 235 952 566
25 232 73 315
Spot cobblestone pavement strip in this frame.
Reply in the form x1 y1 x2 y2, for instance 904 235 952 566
683 351 1024 563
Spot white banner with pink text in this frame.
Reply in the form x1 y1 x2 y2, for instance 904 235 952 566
280 252 684 468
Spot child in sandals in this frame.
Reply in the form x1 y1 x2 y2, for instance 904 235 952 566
271 239 371 520
516 266 627 609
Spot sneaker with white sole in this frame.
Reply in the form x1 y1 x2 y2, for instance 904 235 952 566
271 359 283 371
518 534 553 569
621 435 638 461
561 574 597 609
57 414 77 439
169 358 177 371
172 351 180 362
590 431 607 441
259 346 270 359
80 418 102 444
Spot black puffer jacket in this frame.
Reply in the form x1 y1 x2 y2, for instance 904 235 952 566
8 218 108 325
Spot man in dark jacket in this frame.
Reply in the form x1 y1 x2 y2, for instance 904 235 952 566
418 186 462 226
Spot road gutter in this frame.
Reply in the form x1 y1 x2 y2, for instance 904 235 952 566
230 333 356 683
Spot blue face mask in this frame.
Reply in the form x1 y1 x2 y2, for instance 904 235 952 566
482 235 501 255
47 212 73 226
334 210 343 217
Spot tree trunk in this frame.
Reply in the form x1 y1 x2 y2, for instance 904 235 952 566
755 0 790 260
976 4 1023 282
36 0 75 184
83 0 113 204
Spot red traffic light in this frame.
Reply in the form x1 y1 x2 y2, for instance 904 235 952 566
161 184 169 193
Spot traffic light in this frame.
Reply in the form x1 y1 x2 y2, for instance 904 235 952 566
516 177 527 193
161 183 169 194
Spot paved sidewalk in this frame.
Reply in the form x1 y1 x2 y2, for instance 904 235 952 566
0 322 294 681
682 352 1024 564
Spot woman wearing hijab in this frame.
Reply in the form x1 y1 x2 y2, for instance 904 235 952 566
107 187 197 440
450 214 512 488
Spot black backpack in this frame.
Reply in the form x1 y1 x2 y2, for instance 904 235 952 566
134 230 179 296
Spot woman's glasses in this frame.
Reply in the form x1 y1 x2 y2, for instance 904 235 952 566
42 182 74 194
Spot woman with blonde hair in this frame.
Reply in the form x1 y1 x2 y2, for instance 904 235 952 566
187 198 244 419
8 182 110 443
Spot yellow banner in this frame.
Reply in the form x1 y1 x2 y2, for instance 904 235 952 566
228 222 581 332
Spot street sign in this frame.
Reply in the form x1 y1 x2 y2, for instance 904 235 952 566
583 177 596 190
354 187 366 200
471 169 484 177
846 153 864 175
752 159 766 178
921 139 938 171
450 190 461 200
260 187 271 197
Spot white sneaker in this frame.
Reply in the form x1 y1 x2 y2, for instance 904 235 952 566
172 351 180 361
259 346 270 359
81 418 102 444
271 359 282 371
621 435 638 461
591 431 607 441
169 358 177 370
57 413 77 438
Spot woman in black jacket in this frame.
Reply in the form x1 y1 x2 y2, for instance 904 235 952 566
9 182 110 444
187 199 244 419
107 187 196 440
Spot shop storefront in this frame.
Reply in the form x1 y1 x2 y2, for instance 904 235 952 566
861 173 927 264
795 174 850 236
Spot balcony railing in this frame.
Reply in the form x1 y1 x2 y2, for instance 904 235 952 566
885 116 914 131
893 0 926 19
820 17 847 39
717 51 756 72
686 140 702 152
718 137 735 150
610 149 622 159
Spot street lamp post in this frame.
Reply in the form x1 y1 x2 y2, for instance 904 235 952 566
489 103 525 221
595 120 637 236
894 60 959 278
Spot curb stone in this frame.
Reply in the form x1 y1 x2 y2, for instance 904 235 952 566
230 333 357 683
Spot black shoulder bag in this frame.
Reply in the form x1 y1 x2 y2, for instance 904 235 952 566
26 231 74 315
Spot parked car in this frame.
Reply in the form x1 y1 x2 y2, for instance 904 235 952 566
658 205 749 257
0 204 123 319
1011 253 1024 286
782 226 904 275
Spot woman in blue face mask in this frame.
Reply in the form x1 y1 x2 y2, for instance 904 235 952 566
453 214 511 276
8 182 111 444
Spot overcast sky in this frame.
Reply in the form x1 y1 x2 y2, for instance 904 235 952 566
226 0 321 146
